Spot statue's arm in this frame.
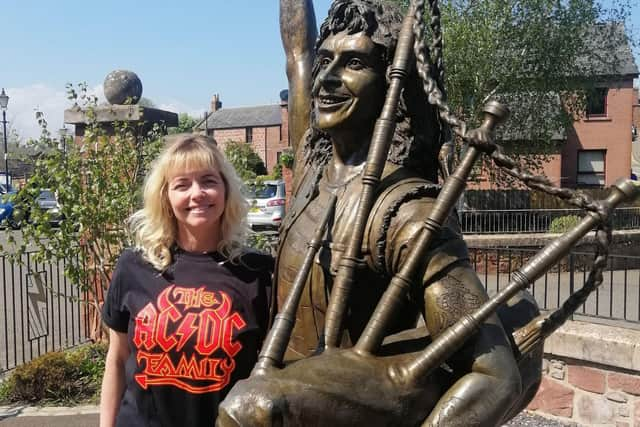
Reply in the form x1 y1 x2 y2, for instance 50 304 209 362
280 0 317 155
385 201 522 426
421 267 522 426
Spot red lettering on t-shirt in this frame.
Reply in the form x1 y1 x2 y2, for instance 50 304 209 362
133 303 157 351
131 285 248 394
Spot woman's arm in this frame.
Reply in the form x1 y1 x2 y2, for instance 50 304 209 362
280 0 317 154
100 329 130 427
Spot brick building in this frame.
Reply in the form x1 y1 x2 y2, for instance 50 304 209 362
471 23 638 191
197 92 290 173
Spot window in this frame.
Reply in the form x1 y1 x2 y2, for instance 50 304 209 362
586 88 608 117
246 127 253 143
577 150 605 187
276 151 282 165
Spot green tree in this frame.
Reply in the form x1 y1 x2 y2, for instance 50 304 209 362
138 97 156 108
223 140 267 181
3 83 165 339
168 113 199 134
393 0 636 170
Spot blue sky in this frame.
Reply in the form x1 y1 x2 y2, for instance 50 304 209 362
0 0 333 139
0 0 637 140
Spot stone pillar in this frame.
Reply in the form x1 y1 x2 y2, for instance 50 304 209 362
63 70 178 141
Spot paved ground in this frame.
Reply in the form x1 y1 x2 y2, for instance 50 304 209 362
0 405 575 426
0 414 98 426
0 405 98 426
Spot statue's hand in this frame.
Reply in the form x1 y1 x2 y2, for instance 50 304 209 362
464 101 510 153
464 126 494 148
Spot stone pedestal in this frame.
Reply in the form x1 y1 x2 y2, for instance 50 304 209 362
64 70 178 141
64 104 178 140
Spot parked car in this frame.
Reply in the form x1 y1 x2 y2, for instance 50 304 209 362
0 194 19 229
36 189 63 226
0 185 25 229
9 188 63 228
246 180 286 230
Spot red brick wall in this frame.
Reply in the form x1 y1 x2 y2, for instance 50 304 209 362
528 357 640 426
212 128 245 148
469 79 635 190
468 154 562 190
562 79 636 187
208 104 292 175
211 126 284 172
633 88 639 140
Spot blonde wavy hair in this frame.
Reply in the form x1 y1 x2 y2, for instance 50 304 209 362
129 134 248 271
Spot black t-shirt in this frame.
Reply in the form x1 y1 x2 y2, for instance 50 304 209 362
102 248 273 427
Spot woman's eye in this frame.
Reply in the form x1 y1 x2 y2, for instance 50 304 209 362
320 57 332 68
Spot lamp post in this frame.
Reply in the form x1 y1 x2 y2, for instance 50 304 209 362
58 126 68 154
0 89 9 192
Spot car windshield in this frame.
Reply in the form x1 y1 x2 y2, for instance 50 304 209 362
247 184 278 199
39 190 56 200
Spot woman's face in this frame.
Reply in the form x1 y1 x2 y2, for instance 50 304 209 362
167 167 226 237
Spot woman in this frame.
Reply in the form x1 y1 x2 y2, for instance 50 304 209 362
100 134 273 427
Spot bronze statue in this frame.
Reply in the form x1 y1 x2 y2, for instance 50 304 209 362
216 1 639 426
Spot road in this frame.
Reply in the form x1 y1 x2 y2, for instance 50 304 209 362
482 268 640 327
0 414 98 427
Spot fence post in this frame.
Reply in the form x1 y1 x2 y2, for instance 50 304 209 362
569 253 575 321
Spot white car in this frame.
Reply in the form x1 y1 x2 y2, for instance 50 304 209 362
246 180 286 230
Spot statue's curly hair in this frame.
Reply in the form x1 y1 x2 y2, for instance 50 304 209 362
304 0 443 182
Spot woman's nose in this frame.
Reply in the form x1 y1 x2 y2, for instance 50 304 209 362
191 183 206 198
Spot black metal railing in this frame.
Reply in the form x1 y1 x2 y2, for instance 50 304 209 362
2 244 639 373
0 250 92 374
470 247 640 326
460 207 640 234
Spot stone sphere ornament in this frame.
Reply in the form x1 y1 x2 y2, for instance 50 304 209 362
103 70 143 105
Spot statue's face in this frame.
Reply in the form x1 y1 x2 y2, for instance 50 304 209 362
313 31 386 132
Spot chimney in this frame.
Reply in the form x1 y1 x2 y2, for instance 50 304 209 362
211 94 222 112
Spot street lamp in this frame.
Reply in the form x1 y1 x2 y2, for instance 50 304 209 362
58 126 68 154
0 89 9 192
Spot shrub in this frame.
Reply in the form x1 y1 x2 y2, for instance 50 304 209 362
0 343 107 405
246 231 279 256
549 215 582 233
279 149 294 168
